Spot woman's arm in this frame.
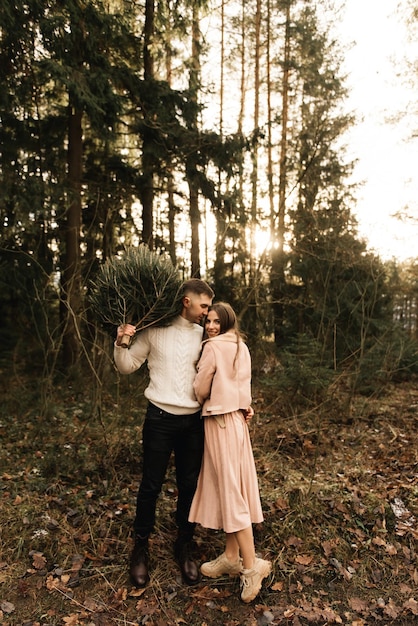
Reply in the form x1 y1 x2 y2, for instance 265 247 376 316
193 344 216 405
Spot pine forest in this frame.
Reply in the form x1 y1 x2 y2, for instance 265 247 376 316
1 1 418 625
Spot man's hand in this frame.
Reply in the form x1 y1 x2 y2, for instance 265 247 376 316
116 323 136 347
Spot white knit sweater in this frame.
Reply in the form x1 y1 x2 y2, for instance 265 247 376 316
113 315 204 415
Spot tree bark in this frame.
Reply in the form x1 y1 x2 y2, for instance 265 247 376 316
164 10 176 265
271 2 291 345
61 103 82 367
141 0 155 248
249 0 261 283
187 4 201 278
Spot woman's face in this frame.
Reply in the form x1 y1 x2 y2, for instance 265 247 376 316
205 310 221 338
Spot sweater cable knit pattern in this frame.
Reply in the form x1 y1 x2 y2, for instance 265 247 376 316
114 316 203 415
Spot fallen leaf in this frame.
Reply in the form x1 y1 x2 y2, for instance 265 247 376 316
321 539 335 557
385 543 397 555
399 583 413 594
62 614 79 625
404 597 418 615
390 498 410 519
46 574 70 593
333 500 349 513
295 554 313 565
0 601 15 614
329 557 353 581
71 554 85 573
32 552 47 570
321 606 342 623
129 587 146 597
372 536 386 546
303 438 316 451
286 536 303 548
83 597 101 611
349 596 368 612
383 598 400 619
284 606 296 618
274 497 289 510
271 581 284 591
114 587 128 602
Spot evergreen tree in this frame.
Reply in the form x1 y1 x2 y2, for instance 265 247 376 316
0 0 141 366
278 5 399 368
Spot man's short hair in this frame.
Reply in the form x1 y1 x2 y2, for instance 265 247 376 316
181 278 214 299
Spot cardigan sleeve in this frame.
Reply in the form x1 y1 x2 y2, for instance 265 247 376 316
193 343 216 405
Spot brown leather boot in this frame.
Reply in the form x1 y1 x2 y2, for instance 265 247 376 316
129 536 150 588
174 535 200 586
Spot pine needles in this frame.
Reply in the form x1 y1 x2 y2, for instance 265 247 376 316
88 245 183 338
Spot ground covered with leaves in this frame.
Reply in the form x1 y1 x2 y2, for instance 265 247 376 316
0 367 417 626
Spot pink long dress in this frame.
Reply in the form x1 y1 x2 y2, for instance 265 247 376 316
188 333 264 533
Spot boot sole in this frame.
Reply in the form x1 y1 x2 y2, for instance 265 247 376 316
200 568 241 578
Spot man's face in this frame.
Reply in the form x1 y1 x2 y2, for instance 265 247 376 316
181 293 212 324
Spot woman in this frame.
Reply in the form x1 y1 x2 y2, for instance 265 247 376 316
189 302 271 603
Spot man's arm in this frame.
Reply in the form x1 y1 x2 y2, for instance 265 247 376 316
114 325 149 374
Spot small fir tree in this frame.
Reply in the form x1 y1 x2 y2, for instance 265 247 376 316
88 245 183 346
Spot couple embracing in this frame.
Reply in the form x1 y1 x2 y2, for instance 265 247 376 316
114 279 271 603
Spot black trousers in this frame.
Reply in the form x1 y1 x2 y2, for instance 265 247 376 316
134 402 204 539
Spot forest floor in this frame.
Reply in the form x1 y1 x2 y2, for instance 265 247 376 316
0 368 417 626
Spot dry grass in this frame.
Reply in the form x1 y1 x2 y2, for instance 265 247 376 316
0 368 418 625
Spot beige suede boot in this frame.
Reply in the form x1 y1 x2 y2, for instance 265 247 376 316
240 557 271 603
200 552 242 578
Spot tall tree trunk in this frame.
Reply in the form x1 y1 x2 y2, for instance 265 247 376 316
187 4 201 278
235 0 247 287
271 2 291 345
167 173 176 264
249 0 261 282
266 0 274 233
61 102 82 367
219 0 225 139
213 0 226 291
164 8 176 264
237 0 246 136
141 0 155 248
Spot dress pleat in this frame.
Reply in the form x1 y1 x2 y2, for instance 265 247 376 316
189 410 263 533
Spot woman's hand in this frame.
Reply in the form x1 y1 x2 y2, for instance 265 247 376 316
116 323 136 346
241 406 254 422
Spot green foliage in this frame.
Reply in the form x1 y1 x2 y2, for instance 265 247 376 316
0 249 58 354
0 0 417 390
39 0 134 130
87 245 183 335
261 334 335 408
353 327 418 394
289 190 393 366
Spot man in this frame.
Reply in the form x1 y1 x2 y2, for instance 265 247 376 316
114 278 214 587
